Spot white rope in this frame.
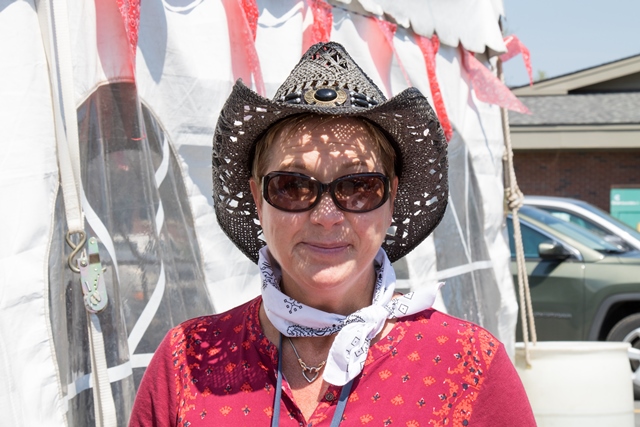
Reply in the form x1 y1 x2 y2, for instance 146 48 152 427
498 58 537 367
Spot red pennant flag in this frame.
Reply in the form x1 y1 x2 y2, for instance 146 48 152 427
461 48 530 114
414 34 453 142
221 0 265 96
500 35 533 86
373 18 411 87
116 0 140 67
303 0 333 52
241 0 259 40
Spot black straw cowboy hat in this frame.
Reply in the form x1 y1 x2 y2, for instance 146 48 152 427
212 42 448 263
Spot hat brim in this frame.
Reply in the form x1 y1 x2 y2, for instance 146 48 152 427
212 80 448 263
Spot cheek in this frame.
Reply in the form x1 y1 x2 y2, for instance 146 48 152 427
260 208 278 237
352 210 392 241
259 213 281 248
260 208 305 241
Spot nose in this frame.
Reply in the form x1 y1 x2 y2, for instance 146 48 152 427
309 191 345 228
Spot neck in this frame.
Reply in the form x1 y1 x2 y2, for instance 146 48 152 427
279 267 376 316
259 303 335 351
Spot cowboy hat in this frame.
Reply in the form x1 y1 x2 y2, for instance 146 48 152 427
212 42 448 263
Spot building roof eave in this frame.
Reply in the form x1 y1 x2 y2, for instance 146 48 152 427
511 54 640 96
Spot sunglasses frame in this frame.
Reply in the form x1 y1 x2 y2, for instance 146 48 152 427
262 171 390 213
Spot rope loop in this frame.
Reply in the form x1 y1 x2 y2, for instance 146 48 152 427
506 187 524 211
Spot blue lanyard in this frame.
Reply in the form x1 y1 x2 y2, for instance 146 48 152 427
271 334 354 427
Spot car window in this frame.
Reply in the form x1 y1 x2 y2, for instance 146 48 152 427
576 201 640 241
506 217 553 258
543 209 610 238
520 206 624 253
541 207 633 251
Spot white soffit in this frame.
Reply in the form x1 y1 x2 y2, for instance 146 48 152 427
512 55 640 96
330 0 506 54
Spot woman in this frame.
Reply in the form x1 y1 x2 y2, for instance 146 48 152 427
130 42 535 426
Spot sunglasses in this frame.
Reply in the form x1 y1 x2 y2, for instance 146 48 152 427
262 171 390 213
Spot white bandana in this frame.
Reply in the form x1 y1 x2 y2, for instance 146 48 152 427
259 246 443 386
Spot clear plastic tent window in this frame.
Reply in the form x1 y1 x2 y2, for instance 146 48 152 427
48 83 212 426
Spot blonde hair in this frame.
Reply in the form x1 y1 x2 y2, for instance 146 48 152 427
251 114 397 181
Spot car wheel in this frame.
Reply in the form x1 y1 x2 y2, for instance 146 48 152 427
606 313 640 399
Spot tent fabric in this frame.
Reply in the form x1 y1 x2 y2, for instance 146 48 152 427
330 0 506 54
0 0 517 425
434 48 518 350
0 2 64 425
1 0 213 425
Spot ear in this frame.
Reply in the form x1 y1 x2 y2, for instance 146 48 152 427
388 176 399 224
249 178 263 221
390 176 399 203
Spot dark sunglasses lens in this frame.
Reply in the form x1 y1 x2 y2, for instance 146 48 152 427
335 175 387 212
266 174 318 211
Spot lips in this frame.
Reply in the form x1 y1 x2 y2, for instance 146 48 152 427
306 241 347 249
301 241 350 255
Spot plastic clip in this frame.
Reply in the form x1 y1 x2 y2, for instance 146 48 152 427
77 236 108 313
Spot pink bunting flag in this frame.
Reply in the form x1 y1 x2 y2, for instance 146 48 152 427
221 0 265 96
303 0 333 52
414 34 453 142
242 0 259 41
373 18 412 87
116 0 140 66
500 35 534 86
461 48 530 114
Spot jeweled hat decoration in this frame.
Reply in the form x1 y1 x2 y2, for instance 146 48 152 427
212 42 448 263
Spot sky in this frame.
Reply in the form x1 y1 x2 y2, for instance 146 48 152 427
501 0 640 87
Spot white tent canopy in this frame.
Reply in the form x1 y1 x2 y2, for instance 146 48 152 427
0 0 516 425
331 0 506 53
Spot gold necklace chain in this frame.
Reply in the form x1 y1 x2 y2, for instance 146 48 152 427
287 337 326 383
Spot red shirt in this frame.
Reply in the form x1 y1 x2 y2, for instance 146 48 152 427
129 297 536 426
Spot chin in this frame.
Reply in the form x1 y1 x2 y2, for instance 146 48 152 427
305 263 362 288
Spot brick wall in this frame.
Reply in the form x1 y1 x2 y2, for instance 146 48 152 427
513 149 640 212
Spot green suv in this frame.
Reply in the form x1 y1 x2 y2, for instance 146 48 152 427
506 206 640 394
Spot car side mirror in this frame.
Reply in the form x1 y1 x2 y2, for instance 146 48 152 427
538 241 572 260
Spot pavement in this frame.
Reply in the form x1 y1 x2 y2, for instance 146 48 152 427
636 401 640 427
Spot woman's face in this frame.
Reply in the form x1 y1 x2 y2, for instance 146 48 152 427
250 116 398 313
